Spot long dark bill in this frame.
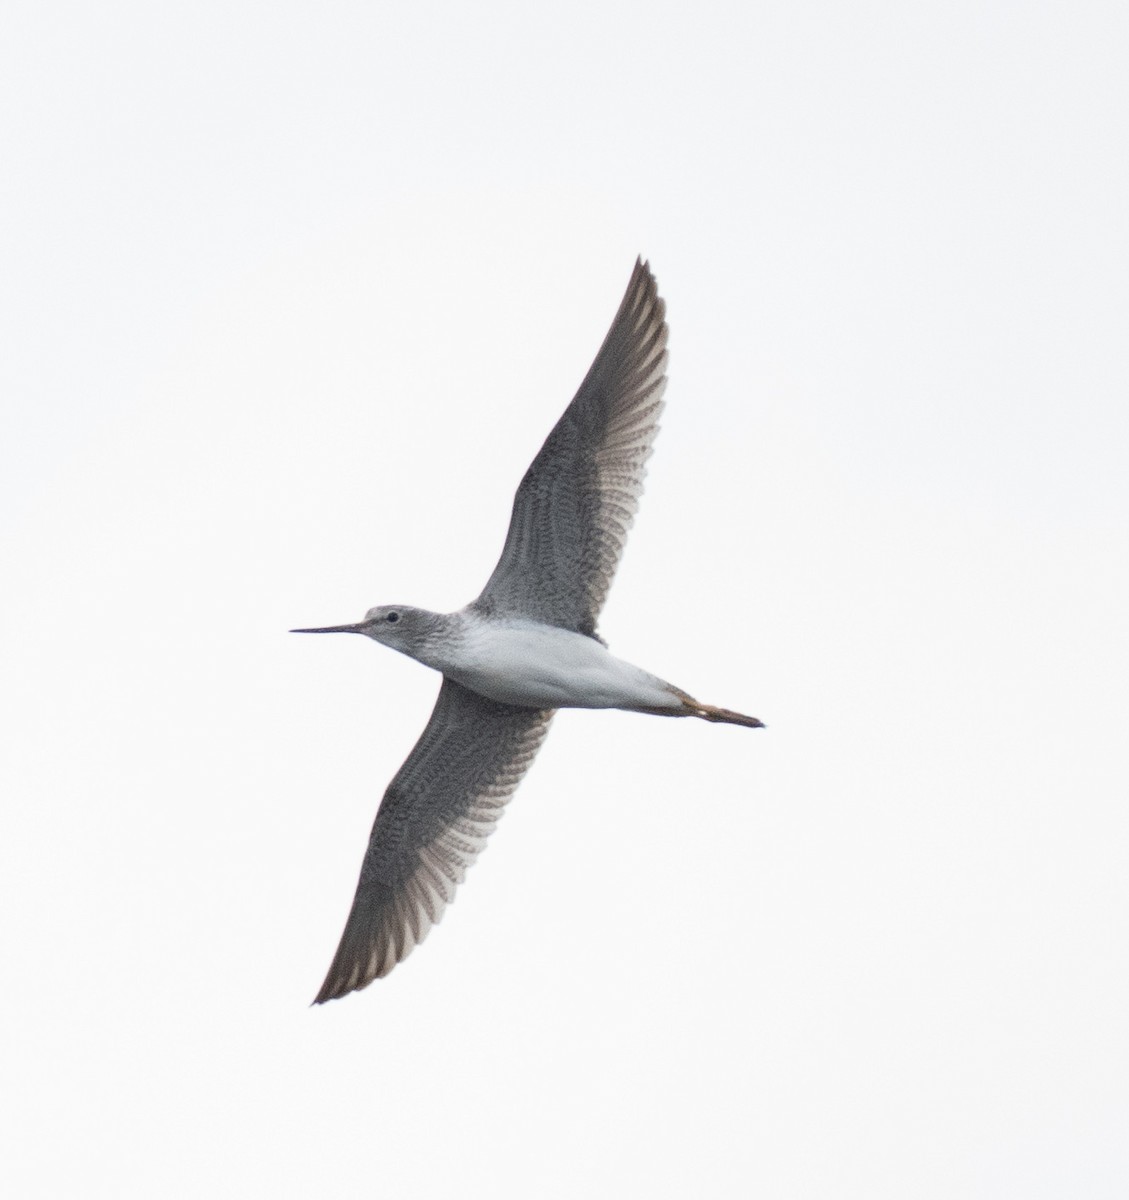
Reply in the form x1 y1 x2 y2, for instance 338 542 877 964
289 623 368 634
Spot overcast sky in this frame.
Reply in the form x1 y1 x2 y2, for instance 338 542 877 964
3 2 1127 1197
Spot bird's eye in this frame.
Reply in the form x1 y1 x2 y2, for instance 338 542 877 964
386 612 400 623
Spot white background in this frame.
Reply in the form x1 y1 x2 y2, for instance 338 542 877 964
3 2 1127 1196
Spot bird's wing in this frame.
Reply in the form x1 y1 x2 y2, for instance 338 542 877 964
315 679 554 1002
472 258 668 637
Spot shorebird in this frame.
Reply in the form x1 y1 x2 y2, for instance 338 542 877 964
294 259 762 1003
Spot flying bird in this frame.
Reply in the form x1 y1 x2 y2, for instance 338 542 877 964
294 259 762 1003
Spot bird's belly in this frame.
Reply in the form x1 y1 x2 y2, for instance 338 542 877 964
444 623 681 712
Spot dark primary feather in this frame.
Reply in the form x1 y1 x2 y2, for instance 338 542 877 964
314 680 553 1003
473 257 668 637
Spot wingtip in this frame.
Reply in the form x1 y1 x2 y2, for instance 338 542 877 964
312 973 366 1006
629 256 663 322
311 981 337 1006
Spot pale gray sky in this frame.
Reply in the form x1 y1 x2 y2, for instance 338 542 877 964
3 2 1127 1197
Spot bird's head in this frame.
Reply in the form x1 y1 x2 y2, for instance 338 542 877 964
291 605 438 654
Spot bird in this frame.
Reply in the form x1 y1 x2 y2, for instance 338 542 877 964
293 258 763 1003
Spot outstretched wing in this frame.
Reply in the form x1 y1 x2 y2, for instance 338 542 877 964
315 679 554 1002
473 258 668 638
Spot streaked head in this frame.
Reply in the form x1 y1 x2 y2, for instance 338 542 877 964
291 604 438 653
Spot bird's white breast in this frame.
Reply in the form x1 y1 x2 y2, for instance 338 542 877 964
441 616 681 712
